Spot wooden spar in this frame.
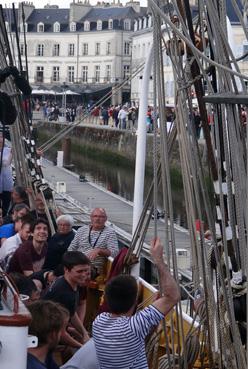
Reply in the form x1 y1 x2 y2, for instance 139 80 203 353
203 94 248 104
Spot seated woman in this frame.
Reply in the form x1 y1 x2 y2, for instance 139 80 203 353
43 215 75 270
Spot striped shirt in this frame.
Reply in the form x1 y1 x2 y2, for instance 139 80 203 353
68 225 118 274
93 305 164 369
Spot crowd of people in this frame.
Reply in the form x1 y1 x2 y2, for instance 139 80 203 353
0 184 180 369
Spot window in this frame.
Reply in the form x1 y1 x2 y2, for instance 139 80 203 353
124 42 130 55
68 66 75 82
20 44 24 56
97 20 102 31
243 44 248 61
123 65 130 79
148 15 152 28
108 19 113 30
177 250 187 256
106 42 111 55
106 65 111 82
95 65 100 83
36 66 44 82
37 44 44 56
53 44 60 56
84 21 90 31
37 22 44 32
82 43 88 55
52 66 60 82
53 22 60 32
68 44 75 56
5 22 9 32
124 19 131 31
95 43 100 56
70 22 76 32
82 66 88 83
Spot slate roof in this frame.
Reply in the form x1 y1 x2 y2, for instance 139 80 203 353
2 0 244 33
26 8 69 24
79 6 136 21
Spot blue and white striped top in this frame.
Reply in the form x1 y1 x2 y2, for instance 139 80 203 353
93 305 164 369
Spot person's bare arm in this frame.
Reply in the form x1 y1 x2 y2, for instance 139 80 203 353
60 328 83 349
88 247 111 261
70 312 89 342
77 298 87 322
151 238 180 315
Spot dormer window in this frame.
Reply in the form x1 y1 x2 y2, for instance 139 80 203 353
124 19 131 31
143 17 147 28
84 21 90 31
37 22 44 32
70 22 76 32
53 22 60 33
138 18 142 30
134 20 137 32
5 21 9 32
20 22 28 33
97 20 102 31
148 15 152 28
108 19 113 30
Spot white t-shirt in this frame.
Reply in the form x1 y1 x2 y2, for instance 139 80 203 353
61 339 99 369
0 233 22 260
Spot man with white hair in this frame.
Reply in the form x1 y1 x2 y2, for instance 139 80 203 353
68 208 118 275
43 214 75 270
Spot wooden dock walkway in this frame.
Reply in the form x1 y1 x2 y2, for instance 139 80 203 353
42 159 191 261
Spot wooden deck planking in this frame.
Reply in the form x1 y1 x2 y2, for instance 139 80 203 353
42 160 191 252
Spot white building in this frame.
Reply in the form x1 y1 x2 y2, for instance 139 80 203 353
4 0 248 106
131 0 248 105
4 0 147 104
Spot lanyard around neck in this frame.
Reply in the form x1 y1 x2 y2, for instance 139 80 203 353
88 226 104 248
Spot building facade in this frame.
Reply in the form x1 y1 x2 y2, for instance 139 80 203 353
4 0 146 104
3 0 248 106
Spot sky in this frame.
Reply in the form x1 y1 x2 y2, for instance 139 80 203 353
8 0 147 8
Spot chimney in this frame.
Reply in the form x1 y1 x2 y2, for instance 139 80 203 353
18 1 35 24
126 1 140 13
69 1 92 22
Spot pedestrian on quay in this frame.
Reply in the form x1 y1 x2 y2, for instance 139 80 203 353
112 106 120 128
93 237 180 369
68 207 118 276
118 106 128 129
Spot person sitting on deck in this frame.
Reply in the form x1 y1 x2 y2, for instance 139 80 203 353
27 300 69 369
0 203 30 244
93 237 180 369
9 272 40 305
30 192 57 235
4 185 29 223
0 215 32 270
43 214 75 270
43 251 91 349
68 208 118 277
8 218 49 275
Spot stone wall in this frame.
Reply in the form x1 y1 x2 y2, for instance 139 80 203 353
37 122 182 170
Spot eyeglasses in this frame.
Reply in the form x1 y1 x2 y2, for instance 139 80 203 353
58 223 71 227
